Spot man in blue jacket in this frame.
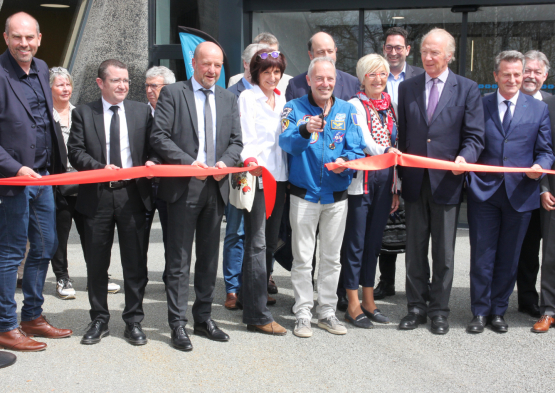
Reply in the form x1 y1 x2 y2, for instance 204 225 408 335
466 51 554 334
279 57 365 338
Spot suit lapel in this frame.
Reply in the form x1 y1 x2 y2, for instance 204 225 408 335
413 74 428 122
92 100 107 164
183 79 199 137
506 92 527 138
1 53 33 118
485 93 504 136
430 71 456 125
123 100 136 164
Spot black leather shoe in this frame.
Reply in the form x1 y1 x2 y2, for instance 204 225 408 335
489 315 508 333
193 319 230 342
466 316 487 334
373 281 395 300
337 295 348 312
518 304 541 318
81 319 109 345
430 315 449 334
399 312 427 330
124 322 147 345
171 326 193 351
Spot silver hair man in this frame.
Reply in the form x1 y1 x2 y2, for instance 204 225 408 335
421 28 456 64
307 56 336 78
494 50 525 73
145 65 176 85
522 50 550 97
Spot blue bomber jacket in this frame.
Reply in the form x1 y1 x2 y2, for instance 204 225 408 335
279 93 366 204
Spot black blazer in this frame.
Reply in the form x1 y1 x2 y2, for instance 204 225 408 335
0 50 64 196
541 94 555 195
149 78 243 204
67 99 154 217
285 69 360 102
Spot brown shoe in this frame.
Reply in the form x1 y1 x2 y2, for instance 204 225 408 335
20 315 72 339
247 321 287 336
267 295 277 306
0 327 47 352
225 293 238 310
532 315 555 333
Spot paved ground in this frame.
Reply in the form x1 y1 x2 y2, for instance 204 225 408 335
1 216 553 392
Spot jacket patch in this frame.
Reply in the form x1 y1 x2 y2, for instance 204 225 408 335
331 120 345 130
310 132 319 144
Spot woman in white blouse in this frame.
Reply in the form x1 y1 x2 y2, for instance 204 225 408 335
237 49 288 335
342 54 401 328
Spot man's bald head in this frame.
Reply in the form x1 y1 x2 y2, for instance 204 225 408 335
5 12 40 36
192 41 224 89
307 32 337 62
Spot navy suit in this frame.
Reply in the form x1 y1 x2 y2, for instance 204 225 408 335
285 69 359 102
467 92 554 317
397 70 485 318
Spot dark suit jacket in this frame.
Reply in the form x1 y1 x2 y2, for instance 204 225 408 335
67 99 154 217
385 64 425 94
285 69 359 102
541 95 555 197
398 71 485 204
467 92 553 212
228 78 247 98
149 78 243 205
0 50 64 196
540 90 552 100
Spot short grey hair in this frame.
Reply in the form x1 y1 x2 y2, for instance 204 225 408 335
524 50 550 74
241 43 271 64
307 56 336 78
145 66 176 84
421 28 456 64
494 50 525 73
49 67 73 88
5 12 40 36
253 32 279 47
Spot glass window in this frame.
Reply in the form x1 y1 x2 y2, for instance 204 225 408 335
159 59 187 82
252 11 359 77
466 5 555 95
155 0 219 45
364 9 462 73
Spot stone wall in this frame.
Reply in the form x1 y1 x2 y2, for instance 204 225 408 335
70 0 149 105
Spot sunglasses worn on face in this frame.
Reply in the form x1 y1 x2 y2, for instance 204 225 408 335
259 51 280 60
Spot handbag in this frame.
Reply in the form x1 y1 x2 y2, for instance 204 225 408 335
228 169 256 211
57 169 79 196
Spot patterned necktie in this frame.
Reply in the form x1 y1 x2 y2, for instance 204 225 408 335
109 105 122 168
427 78 439 123
502 100 512 134
201 89 215 166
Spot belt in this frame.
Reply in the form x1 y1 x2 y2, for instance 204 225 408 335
104 180 132 189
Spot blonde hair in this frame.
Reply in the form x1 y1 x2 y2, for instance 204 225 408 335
356 54 390 89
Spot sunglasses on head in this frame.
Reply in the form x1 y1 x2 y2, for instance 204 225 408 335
258 51 280 60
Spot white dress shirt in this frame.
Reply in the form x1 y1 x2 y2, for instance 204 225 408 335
425 68 450 109
102 97 132 168
497 90 519 123
191 77 217 165
148 102 155 117
238 85 287 181
533 90 544 101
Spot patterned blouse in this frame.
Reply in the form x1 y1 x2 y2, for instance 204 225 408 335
53 103 75 171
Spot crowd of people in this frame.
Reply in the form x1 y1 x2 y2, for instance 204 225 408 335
1 10 555 354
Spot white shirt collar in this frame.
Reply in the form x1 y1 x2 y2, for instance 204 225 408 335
191 77 216 93
497 89 519 107
533 90 543 101
101 97 125 113
425 68 449 84
148 102 155 116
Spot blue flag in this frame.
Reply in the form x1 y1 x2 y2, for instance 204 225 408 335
179 32 226 88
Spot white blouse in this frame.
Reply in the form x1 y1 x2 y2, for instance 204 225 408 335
238 85 288 182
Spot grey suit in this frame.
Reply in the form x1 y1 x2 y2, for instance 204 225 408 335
539 94 555 315
150 78 242 328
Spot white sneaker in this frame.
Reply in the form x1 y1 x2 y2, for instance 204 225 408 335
293 318 313 338
318 315 347 335
56 278 76 299
107 280 120 294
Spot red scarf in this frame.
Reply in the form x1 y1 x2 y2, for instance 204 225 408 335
356 91 393 135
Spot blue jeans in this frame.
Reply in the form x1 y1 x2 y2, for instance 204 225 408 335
222 202 244 293
0 183 57 332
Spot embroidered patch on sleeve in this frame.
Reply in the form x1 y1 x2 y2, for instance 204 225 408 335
331 120 345 130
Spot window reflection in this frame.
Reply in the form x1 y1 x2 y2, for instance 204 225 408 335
156 0 219 45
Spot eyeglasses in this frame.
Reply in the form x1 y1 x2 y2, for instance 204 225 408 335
258 51 280 60
145 83 167 90
108 78 130 85
366 72 388 80
384 45 405 53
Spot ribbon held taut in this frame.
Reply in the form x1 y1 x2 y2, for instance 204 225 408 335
326 153 555 175
0 165 277 219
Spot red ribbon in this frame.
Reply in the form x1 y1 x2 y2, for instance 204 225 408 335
326 153 555 175
0 165 276 219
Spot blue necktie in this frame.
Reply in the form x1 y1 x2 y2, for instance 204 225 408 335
502 100 512 134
